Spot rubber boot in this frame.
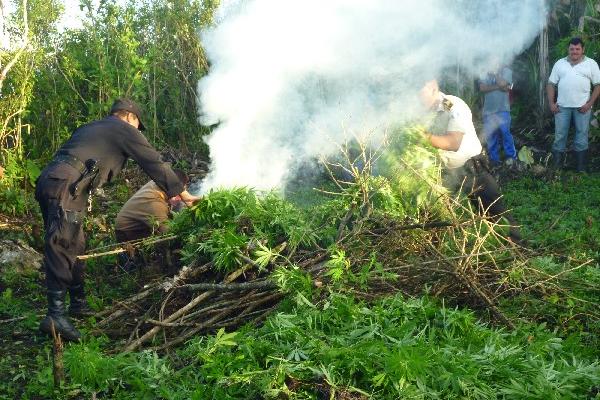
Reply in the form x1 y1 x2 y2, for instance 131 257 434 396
39 290 81 342
505 216 524 246
69 284 94 318
551 151 563 169
508 226 525 246
574 150 587 173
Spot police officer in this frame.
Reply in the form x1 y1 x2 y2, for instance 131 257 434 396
418 80 522 242
35 98 201 341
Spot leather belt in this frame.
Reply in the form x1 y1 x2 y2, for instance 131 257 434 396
52 153 87 175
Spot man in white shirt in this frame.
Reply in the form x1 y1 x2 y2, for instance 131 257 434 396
547 37 600 172
419 80 522 243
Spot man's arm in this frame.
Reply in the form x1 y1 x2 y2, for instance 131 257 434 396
579 84 600 113
480 71 510 93
425 131 464 152
479 81 501 93
104 115 185 199
179 190 201 206
120 129 185 198
546 83 559 114
497 67 513 90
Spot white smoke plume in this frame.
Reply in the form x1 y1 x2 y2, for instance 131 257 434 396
197 0 546 193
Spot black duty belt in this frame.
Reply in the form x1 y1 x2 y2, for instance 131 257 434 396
52 153 87 175
49 152 99 211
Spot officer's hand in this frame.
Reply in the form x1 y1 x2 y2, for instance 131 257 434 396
549 103 559 114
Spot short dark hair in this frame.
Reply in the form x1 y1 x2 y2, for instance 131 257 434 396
173 169 189 186
112 109 135 119
569 37 584 47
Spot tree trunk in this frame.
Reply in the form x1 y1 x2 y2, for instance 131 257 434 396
0 0 28 95
0 0 5 48
537 19 549 134
570 0 587 29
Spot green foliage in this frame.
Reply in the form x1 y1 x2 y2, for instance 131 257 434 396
377 125 449 220
325 247 351 285
191 294 599 399
5 149 598 400
0 287 37 330
271 265 314 297
504 174 600 253
2 0 217 200
24 0 216 158
24 159 41 186
56 339 181 398
171 187 338 271
188 187 260 228
64 338 123 394
0 185 31 216
196 225 249 271
0 151 38 216
1 0 63 190
503 174 600 347
50 294 600 399
0 260 43 327
3 5 600 398
192 328 240 363
501 252 600 349
0 263 46 399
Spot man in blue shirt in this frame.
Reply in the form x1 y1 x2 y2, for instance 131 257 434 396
479 64 517 167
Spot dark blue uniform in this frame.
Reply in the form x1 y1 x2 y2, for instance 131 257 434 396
35 114 183 341
36 115 183 291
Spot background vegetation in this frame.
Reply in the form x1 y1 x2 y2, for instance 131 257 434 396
1 0 217 217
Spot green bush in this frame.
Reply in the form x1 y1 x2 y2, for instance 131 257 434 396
49 294 600 399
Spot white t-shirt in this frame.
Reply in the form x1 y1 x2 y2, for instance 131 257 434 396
548 56 600 107
433 94 482 169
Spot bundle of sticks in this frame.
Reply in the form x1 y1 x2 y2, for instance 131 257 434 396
89 238 329 352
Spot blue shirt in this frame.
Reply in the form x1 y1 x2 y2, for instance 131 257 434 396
481 67 512 114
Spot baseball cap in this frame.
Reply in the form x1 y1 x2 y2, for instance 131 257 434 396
110 98 146 131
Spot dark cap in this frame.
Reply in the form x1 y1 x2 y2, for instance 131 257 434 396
110 98 146 131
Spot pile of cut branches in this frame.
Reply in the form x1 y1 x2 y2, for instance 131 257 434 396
93 190 527 353
91 134 599 352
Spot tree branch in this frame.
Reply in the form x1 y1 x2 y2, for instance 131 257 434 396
179 280 277 292
0 0 28 95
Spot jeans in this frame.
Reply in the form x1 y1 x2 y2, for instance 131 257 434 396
552 107 591 152
482 111 516 163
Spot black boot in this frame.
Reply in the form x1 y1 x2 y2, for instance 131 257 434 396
39 290 81 342
551 151 563 169
69 284 94 318
505 216 524 246
574 150 587 173
508 227 525 246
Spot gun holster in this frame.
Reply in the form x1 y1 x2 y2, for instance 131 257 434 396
465 153 491 175
69 159 100 199
63 208 84 225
